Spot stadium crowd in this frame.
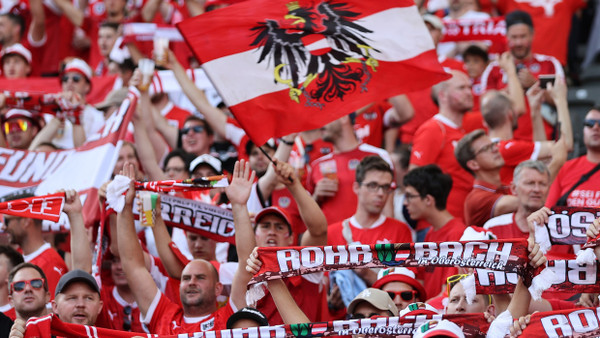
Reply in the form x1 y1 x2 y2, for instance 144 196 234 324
0 0 598 336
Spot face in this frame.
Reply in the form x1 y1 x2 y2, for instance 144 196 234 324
321 118 343 144
254 214 293 247
179 260 221 309
4 118 37 150
0 16 16 45
584 110 600 152
463 55 487 80
3 217 25 245
507 23 533 60
164 156 189 180
104 0 127 15
446 283 490 315
2 55 30 79
181 120 213 156
113 143 139 176
248 145 273 177
9 267 49 320
469 135 503 171
403 186 427 220
53 282 103 325
441 72 473 114
98 27 119 58
110 257 128 287
354 170 393 216
381 281 418 311
185 232 217 261
61 71 90 97
192 164 218 180
512 167 549 213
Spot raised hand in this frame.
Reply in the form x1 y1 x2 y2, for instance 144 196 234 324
245 247 262 275
226 160 256 205
61 189 82 215
121 162 137 206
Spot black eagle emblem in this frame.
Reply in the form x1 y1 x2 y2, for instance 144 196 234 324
250 1 379 108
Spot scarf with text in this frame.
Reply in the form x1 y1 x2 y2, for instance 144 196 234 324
23 313 489 338
0 192 65 222
134 175 228 193
505 306 600 338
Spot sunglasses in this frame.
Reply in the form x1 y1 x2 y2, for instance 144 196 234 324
3 119 29 134
123 305 132 331
61 74 82 83
181 126 205 135
584 119 600 128
387 290 417 301
11 278 44 293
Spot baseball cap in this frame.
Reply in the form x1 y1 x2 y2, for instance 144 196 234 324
226 307 269 329
423 14 444 31
3 109 41 129
254 206 292 232
189 154 222 174
55 269 100 296
95 88 129 111
372 267 427 301
347 288 399 317
1 43 32 64
62 58 92 82
414 320 466 338
399 302 440 317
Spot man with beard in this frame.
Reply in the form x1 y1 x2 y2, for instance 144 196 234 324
307 113 393 225
8 263 50 321
409 70 475 218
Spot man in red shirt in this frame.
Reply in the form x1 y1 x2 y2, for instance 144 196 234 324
7 263 50 321
455 129 519 226
307 114 393 225
403 165 467 299
2 193 67 297
117 161 254 334
0 246 23 319
409 70 474 219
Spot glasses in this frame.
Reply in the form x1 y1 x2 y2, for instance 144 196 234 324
61 74 82 83
474 141 498 156
123 305 132 331
404 192 422 200
387 290 417 301
446 274 469 292
584 119 600 128
10 278 44 293
3 119 29 135
350 312 382 320
181 126 205 135
361 182 392 193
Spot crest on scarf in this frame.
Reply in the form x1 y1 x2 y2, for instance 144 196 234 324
250 1 379 108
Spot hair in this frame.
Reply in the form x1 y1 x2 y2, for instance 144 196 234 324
8 262 49 293
162 149 195 172
505 10 534 30
355 155 393 183
0 245 24 270
403 164 452 210
481 92 512 129
393 144 411 170
0 13 25 39
99 21 120 32
513 160 549 184
118 58 136 73
183 115 213 136
245 139 275 157
455 129 487 176
462 44 489 63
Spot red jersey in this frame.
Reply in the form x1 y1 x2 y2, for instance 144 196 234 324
410 114 473 219
496 0 586 65
497 139 540 185
418 218 466 299
271 188 304 243
289 136 333 187
142 290 234 334
0 304 15 320
483 213 528 239
100 286 144 333
162 102 192 129
546 156 600 208
24 243 67 298
306 144 393 225
464 180 511 227
327 215 413 246
353 101 392 148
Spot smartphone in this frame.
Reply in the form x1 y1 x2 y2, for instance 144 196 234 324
539 74 556 89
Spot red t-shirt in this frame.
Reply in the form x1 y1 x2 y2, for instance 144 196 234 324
271 188 304 243
497 139 540 185
353 100 392 148
24 243 67 298
483 212 528 239
464 180 511 227
0 304 15 320
327 215 413 246
546 156 600 208
100 286 145 333
290 136 333 187
496 0 586 65
142 290 234 334
418 218 466 300
410 114 473 219
306 144 393 225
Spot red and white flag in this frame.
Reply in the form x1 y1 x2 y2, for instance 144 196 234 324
177 0 450 145
0 192 65 222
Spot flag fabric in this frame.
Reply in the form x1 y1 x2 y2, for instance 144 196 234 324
177 0 451 145
0 192 65 222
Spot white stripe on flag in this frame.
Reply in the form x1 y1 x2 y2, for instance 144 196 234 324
202 6 433 106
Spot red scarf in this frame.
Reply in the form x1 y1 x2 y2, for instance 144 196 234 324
0 192 65 222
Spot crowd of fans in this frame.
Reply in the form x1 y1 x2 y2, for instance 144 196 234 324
0 0 597 336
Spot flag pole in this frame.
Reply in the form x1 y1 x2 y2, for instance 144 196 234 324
258 146 293 183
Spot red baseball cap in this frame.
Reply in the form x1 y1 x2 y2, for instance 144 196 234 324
373 267 427 301
254 206 292 233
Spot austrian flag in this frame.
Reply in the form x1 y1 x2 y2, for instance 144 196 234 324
177 0 450 145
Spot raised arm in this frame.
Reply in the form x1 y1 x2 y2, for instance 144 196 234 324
387 94 415 127
498 52 526 116
151 197 185 279
548 77 573 152
28 0 46 44
117 163 160 317
257 136 294 199
54 0 85 27
526 83 548 142
225 160 257 310
64 189 91 272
